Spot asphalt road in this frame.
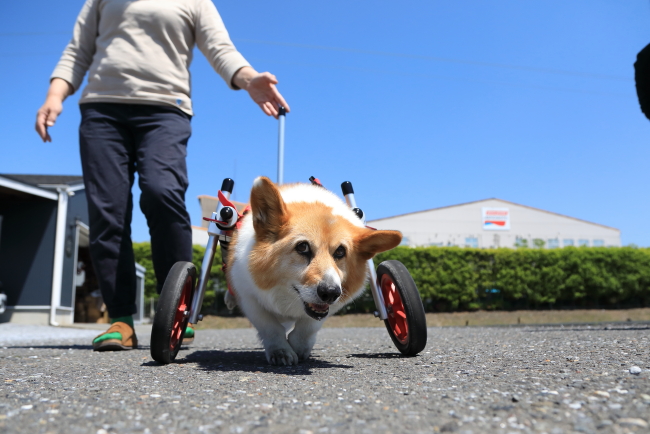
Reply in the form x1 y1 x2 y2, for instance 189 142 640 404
1 322 649 434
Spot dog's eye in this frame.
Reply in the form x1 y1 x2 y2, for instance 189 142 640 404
295 242 310 255
333 245 346 259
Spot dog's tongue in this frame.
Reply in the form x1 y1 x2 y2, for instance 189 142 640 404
309 303 329 312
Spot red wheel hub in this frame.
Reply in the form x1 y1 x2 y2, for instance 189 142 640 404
170 276 193 352
380 274 408 344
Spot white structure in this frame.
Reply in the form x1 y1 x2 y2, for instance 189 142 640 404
369 198 620 249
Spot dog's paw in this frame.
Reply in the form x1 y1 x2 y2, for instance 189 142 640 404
267 347 299 366
288 341 313 362
224 289 237 310
295 348 312 362
288 332 316 362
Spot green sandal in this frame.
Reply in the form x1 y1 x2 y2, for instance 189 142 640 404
92 321 138 351
183 324 195 345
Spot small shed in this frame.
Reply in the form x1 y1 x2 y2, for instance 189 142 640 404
0 174 145 325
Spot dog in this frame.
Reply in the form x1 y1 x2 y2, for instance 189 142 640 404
224 177 402 365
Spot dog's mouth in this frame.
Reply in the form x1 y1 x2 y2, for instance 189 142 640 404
304 302 329 320
294 286 330 320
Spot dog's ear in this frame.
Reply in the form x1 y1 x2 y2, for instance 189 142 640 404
250 176 288 241
355 229 402 260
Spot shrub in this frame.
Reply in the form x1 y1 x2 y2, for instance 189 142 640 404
376 246 650 311
135 242 650 313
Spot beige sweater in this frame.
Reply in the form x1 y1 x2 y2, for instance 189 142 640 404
51 0 251 115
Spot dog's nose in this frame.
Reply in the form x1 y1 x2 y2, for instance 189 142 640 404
317 283 341 304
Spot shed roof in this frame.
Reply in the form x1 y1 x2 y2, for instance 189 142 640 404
0 174 84 189
0 174 84 200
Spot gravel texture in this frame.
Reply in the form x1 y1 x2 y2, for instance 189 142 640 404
1 323 649 434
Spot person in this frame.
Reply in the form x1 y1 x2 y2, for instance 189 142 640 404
35 0 290 351
635 43 650 121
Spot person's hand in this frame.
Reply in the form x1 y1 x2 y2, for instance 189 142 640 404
233 67 290 118
36 97 63 142
35 78 73 142
246 72 290 118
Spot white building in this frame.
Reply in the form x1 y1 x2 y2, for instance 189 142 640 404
368 198 620 249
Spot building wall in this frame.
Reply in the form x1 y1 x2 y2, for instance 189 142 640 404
0 196 57 306
192 226 209 247
0 309 50 325
369 199 621 248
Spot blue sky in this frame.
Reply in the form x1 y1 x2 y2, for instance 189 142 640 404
2 1 649 245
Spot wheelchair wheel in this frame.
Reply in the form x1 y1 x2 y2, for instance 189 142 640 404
377 260 427 356
151 261 197 364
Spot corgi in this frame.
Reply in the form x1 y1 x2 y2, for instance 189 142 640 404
224 177 402 365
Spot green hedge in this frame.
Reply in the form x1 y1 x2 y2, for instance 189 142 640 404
134 242 650 313
375 246 650 311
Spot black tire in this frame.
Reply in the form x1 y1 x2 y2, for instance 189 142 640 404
150 261 197 364
376 260 427 356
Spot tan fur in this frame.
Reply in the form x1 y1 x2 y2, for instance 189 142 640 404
225 176 402 365
228 179 401 302
247 201 382 302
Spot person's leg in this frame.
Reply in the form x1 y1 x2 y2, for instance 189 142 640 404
134 106 193 294
79 103 139 349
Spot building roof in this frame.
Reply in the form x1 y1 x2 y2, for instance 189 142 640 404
0 174 85 200
369 197 620 232
0 174 84 189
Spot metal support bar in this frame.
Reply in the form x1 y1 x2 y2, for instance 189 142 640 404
50 187 69 326
343 192 357 209
367 259 388 320
341 180 386 319
189 181 233 323
277 106 286 185
189 234 217 324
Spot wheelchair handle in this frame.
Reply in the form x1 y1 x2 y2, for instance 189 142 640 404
341 181 354 196
221 178 234 194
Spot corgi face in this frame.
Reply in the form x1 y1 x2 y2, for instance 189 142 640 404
246 177 402 320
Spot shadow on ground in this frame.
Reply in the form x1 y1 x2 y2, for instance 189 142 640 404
346 352 416 359
143 349 354 375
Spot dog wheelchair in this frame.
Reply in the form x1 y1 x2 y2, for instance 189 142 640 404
150 176 428 364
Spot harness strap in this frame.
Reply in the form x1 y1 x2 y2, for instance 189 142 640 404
221 260 236 296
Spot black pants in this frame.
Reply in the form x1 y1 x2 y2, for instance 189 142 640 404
79 103 193 318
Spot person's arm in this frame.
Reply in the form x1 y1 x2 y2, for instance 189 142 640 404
232 66 290 118
35 78 74 142
35 0 98 142
194 0 289 117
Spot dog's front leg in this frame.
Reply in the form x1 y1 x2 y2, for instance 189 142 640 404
287 317 324 361
238 296 298 365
